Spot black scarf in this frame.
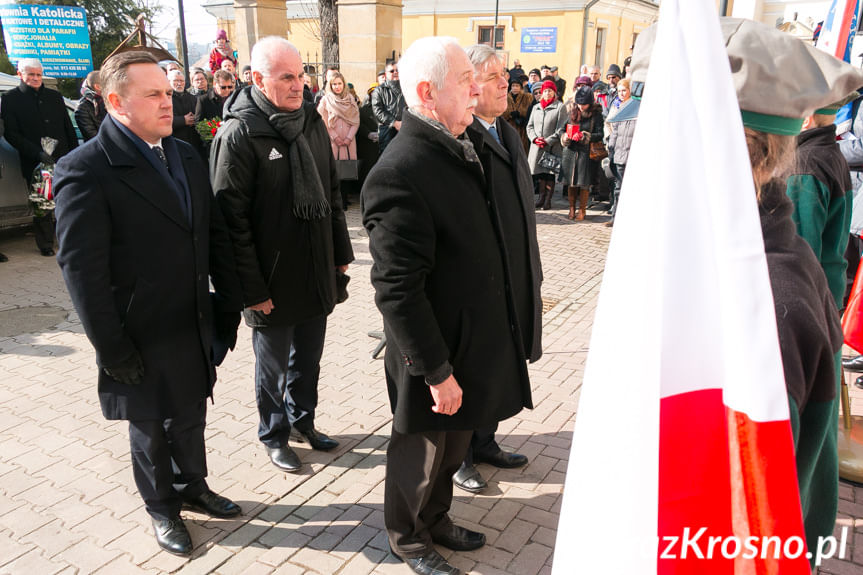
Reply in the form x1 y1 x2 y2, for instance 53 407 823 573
251 86 330 220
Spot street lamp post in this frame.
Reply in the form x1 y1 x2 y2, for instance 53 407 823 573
494 0 500 50
177 0 191 82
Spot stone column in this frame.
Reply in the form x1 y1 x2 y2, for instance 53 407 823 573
338 0 403 96
232 0 289 67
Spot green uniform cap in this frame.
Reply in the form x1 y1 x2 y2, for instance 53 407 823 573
630 18 863 135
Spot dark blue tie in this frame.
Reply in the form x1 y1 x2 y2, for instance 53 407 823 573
488 124 501 144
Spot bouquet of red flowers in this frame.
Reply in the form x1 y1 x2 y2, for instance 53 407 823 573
196 117 223 143
29 137 57 216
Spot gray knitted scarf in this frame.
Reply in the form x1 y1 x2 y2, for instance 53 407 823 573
251 86 330 220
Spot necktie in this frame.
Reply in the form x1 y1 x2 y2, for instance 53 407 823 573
153 145 170 173
488 124 501 145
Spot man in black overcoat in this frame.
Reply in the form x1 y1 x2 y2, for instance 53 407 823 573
54 51 243 557
449 45 544 496
1 58 78 256
168 69 205 159
362 37 536 575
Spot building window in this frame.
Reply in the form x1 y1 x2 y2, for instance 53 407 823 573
478 25 505 49
594 27 607 70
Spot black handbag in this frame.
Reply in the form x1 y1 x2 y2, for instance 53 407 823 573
538 150 562 174
336 146 358 181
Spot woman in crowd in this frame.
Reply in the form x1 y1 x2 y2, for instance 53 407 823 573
503 79 533 152
605 78 635 226
208 29 237 75
527 80 567 210
561 86 604 220
317 71 360 207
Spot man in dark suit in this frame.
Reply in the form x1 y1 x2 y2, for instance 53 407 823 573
449 45 544 496
54 51 243 557
362 37 538 575
1 58 78 256
168 69 205 159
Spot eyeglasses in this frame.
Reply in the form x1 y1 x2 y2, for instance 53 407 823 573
386 68 397 73
218 84 234 90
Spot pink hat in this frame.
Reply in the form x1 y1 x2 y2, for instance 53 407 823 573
216 29 228 41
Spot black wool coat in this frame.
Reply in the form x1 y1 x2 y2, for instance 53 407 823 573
465 117 543 362
54 118 242 420
1 82 77 179
172 90 205 159
362 112 534 434
211 88 354 327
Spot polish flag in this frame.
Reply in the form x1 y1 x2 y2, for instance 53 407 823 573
551 1 810 573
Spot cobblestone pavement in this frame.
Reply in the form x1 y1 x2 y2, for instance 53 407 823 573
0 194 861 575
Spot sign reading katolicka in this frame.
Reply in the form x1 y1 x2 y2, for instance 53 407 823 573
0 4 93 77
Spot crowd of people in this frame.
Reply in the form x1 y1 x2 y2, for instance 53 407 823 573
1 14 860 575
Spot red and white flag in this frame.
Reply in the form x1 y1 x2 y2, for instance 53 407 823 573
552 1 810 573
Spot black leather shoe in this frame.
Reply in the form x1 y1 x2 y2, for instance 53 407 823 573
292 428 339 451
0 252 7 262
181 490 241 518
844 355 863 373
452 463 487 494
390 546 462 575
432 523 486 551
266 445 301 472
40 248 55 257
152 517 192 556
474 448 528 469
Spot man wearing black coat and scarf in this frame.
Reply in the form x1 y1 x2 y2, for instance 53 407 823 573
211 37 354 473
362 36 535 575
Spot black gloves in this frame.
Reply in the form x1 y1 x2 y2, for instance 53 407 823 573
103 351 144 385
213 310 241 352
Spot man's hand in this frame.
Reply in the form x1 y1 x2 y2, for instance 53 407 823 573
429 374 462 416
336 264 349 273
184 112 195 126
393 120 402 131
103 351 144 385
248 299 274 314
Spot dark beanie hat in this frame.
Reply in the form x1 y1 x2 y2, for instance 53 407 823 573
607 64 622 78
575 85 595 104
529 68 541 77
541 80 558 93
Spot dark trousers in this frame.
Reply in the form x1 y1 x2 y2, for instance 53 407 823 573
385 426 472 558
33 213 55 251
128 400 208 521
378 125 398 154
252 315 327 448
462 422 500 467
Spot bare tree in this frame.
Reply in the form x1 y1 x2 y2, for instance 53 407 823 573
318 0 339 65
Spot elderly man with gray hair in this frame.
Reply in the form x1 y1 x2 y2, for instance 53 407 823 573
211 36 353 474
362 37 535 575
1 58 78 257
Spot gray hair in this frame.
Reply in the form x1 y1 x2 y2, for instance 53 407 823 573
251 36 300 77
464 44 503 74
167 69 184 81
398 36 461 109
17 58 42 72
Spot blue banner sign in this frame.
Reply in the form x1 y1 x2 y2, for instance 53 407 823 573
0 4 93 77
521 27 557 53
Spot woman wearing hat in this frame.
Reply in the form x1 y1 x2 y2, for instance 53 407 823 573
208 29 237 75
560 85 604 220
527 80 567 210
502 79 533 153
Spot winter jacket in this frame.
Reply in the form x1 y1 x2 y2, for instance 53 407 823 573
526 99 567 176
785 124 853 309
370 81 405 128
760 179 842 562
210 87 354 328
75 89 106 141
607 100 637 166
